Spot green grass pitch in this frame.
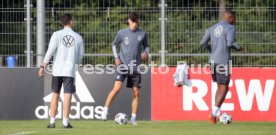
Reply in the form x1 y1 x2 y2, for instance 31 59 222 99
0 120 275 135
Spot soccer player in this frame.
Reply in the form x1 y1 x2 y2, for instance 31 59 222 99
101 12 149 125
200 10 243 124
38 13 84 128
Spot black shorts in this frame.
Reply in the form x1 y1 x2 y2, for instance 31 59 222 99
115 70 141 88
211 64 230 85
52 76 76 93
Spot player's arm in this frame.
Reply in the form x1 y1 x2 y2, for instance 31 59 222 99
142 33 150 60
78 37 84 65
200 29 211 52
38 32 58 77
227 27 243 51
112 31 122 65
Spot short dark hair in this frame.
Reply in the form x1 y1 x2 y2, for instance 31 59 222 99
224 10 235 16
60 13 73 26
128 12 139 23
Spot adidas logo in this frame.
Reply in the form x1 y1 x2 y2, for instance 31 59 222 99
35 71 103 119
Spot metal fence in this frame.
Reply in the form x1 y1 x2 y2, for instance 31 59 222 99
1 0 276 67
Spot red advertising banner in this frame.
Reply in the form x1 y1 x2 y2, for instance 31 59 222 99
151 67 276 121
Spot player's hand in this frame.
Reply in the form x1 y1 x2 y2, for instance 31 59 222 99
115 58 121 66
38 67 44 77
141 52 148 60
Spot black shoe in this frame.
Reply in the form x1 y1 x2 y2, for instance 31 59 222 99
47 123 55 128
63 123 73 129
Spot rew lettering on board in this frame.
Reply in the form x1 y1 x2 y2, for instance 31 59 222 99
152 68 276 121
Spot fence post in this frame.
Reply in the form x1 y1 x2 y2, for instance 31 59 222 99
36 0 45 67
25 0 32 67
160 0 166 66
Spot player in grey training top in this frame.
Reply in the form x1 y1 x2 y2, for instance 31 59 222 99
101 12 149 125
112 26 149 67
200 10 243 124
200 14 241 64
38 14 84 128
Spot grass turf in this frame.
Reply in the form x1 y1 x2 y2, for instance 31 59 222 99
0 120 275 135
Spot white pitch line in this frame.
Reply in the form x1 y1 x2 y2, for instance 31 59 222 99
8 131 36 135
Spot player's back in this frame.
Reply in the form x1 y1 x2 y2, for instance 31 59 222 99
209 20 234 64
52 28 83 77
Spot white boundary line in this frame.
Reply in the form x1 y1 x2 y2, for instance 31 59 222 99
8 131 36 135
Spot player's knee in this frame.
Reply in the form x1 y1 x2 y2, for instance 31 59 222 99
133 89 139 97
134 93 139 98
112 87 121 93
52 92 60 98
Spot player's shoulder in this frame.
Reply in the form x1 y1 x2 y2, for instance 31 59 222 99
116 28 130 38
49 30 61 39
54 29 64 34
137 28 146 34
52 29 82 41
74 32 83 40
210 21 233 30
206 23 217 32
52 29 68 37
210 22 221 29
117 28 128 34
228 24 235 30
221 22 235 33
69 29 83 41
219 21 234 29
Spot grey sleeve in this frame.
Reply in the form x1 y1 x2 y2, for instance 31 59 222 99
143 33 150 53
112 45 118 59
43 32 58 63
200 29 211 52
112 32 122 59
78 37 84 64
227 27 241 51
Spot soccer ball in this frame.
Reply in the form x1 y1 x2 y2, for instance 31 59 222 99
114 113 128 125
219 113 232 124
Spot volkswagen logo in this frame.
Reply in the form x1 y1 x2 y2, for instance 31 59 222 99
214 25 223 37
62 35 75 47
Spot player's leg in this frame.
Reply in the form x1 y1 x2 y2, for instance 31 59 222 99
130 86 139 125
50 92 60 118
49 92 59 127
102 69 126 120
101 81 123 120
132 86 139 115
63 93 73 128
213 64 230 116
127 72 141 125
209 63 219 124
48 76 63 128
104 81 123 108
209 83 229 124
209 64 230 124
215 83 229 108
62 77 75 128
